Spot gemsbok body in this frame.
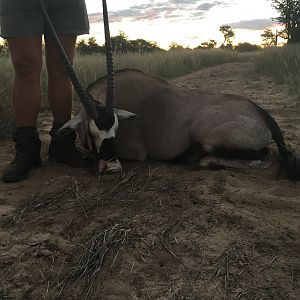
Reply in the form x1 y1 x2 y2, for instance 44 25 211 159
62 68 300 181
49 0 299 180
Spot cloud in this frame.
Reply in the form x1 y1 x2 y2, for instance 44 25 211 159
228 19 277 30
89 1 266 25
89 3 165 23
88 13 101 24
197 3 216 11
170 0 199 4
88 0 221 24
195 1 230 11
190 11 206 19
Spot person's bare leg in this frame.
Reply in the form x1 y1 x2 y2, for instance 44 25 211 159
2 37 42 182
45 35 77 123
45 35 90 167
7 37 43 127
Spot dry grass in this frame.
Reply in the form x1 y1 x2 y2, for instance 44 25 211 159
254 44 300 101
1 165 298 299
7 172 136 226
57 224 129 299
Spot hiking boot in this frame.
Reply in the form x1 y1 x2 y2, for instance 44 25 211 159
2 127 42 183
48 122 92 167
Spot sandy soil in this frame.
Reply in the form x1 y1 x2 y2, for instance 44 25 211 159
0 62 299 300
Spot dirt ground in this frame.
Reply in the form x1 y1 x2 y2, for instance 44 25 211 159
0 62 299 300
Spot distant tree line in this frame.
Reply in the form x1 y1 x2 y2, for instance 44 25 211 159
75 26 263 55
0 26 284 57
76 31 163 55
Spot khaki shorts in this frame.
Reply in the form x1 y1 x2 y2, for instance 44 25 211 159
0 0 90 38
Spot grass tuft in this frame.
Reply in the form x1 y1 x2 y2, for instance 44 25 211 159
57 224 129 299
254 45 300 101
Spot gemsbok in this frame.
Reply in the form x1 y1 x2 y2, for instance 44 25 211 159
42 0 299 181
60 68 300 181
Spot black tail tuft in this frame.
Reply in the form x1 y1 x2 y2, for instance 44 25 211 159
280 149 300 181
251 101 300 182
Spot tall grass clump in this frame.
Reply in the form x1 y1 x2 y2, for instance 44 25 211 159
74 48 251 82
0 56 14 139
254 45 300 100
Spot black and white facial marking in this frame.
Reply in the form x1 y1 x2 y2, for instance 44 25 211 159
58 104 136 173
88 105 118 161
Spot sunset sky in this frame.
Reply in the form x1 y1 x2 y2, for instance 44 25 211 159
84 0 281 49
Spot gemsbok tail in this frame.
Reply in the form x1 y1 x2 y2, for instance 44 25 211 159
252 101 300 181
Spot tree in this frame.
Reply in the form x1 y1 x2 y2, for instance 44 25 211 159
76 32 162 55
0 39 9 55
87 37 104 53
219 25 235 48
271 0 300 44
261 28 277 47
234 42 261 52
76 38 104 55
128 39 160 53
198 40 217 49
76 39 89 55
111 31 129 54
169 42 184 50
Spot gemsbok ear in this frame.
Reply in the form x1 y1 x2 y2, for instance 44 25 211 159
59 110 87 132
114 108 137 119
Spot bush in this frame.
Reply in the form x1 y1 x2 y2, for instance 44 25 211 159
235 42 261 52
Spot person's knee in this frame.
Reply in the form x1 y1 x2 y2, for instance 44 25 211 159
47 61 70 80
13 56 42 78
